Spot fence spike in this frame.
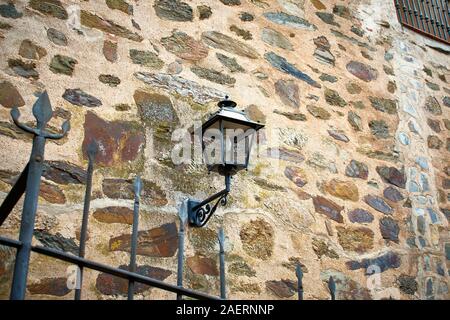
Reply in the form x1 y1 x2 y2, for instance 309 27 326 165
296 264 303 300
176 199 188 300
128 175 141 300
218 228 226 299
328 276 336 300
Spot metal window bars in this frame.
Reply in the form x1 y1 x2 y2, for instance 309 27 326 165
394 0 450 44
0 92 336 301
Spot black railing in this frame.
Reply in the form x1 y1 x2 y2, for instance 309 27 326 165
0 92 336 300
394 0 450 44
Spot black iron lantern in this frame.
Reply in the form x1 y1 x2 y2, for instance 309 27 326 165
187 97 264 227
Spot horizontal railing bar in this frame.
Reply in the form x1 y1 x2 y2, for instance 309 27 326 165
0 236 22 248
31 245 220 300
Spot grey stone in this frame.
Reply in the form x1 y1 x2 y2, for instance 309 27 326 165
153 0 193 21
261 27 293 51
274 79 299 108
62 89 102 107
264 12 317 31
364 195 393 215
47 28 68 46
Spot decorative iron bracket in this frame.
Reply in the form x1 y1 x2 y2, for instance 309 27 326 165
187 174 231 227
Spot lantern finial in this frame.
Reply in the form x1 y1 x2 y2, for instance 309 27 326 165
218 96 236 109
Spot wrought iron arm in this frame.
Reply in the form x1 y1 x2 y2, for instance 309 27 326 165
188 174 231 227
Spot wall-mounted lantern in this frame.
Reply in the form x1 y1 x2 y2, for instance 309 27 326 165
187 97 264 227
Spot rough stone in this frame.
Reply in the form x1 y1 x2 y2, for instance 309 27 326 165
28 277 70 296
49 55 77 76
424 96 442 115
47 28 67 46
80 10 142 41
327 129 349 142
333 4 351 19
230 25 252 40
383 186 404 202
0 81 25 108
369 120 390 139
134 72 226 105
267 147 305 163
103 40 118 62
346 61 378 82
346 251 401 273
369 97 397 114
348 111 363 131
130 49 164 69
310 0 326 10
133 90 178 129
0 3 22 19
8 59 39 79
109 223 177 257
202 31 259 59
261 27 293 51
427 135 443 149
264 12 316 31
265 52 321 88
345 160 368 180
324 179 359 201
379 217 400 242
99 74 121 87
307 105 331 120
348 209 374 224
239 12 254 21
364 195 393 215
266 279 296 298
102 178 167 206
284 166 308 187
42 161 86 185
153 0 193 22
191 66 236 86
275 79 299 108
336 226 374 253
96 265 171 295
93 207 133 225
187 255 218 276
316 12 340 27
34 230 78 255
161 31 208 61
397 275 418 295
40 182 66 204
216 53 244 73
106 0 133 15
325 88 347 107
197 5 212 20
346 82 362 94
82 112 145 166
228 261 256 277
312 238 339 259
29 0 68 19
312 196 344 223
239 218 274 260
427 118 441 133
19 39 47 60
63 89 101 107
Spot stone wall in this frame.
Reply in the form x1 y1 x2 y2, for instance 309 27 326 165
0 0 449 300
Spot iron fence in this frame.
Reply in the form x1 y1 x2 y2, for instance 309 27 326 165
0 92 335 301
394 0 450 44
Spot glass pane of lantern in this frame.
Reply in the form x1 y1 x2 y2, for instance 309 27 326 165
202 125 223 166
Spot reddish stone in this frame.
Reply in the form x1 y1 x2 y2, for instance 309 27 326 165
274 79 300 108
82 111 145 166
376 166 406 189
109 223 178 257
160 31 209 61
39 181 66 204
346 60 378 82
312 196 344 223
96 265 171 295
284 166 307 187
267 147 305 163
102 178 167 206
0 81 25 108
266 279 297 298
103 39 118 62
187 255 219 276
93 206 134 224
42 161 86 185
28 277 71 296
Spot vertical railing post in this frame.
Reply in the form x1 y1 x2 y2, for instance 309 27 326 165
128 176 142 300
296 263 303 300
177 199 188 300
75 141 97 300
9 91 69 300
218 228 226 299
328 276 336 300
